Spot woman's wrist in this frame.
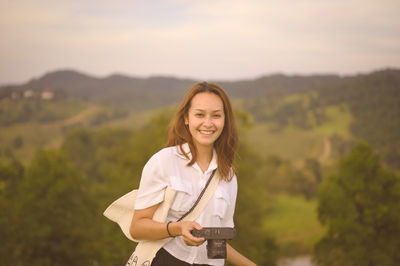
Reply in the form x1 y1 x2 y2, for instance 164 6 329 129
168 221 182 237
166 221 174 237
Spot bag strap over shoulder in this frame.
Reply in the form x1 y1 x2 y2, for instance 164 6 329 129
177 169 218 222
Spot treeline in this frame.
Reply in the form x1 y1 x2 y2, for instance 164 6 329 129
0 98 84 126
0 70 195 108
0 98 129 127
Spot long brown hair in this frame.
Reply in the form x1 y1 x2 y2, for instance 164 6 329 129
166 82 238 181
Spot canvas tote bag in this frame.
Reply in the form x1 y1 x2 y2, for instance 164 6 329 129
103 170 220 266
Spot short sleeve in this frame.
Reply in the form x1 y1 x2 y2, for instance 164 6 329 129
134 152 169 210
220 175 238 227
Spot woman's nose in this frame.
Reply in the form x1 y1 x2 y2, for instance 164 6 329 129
203 117 213 127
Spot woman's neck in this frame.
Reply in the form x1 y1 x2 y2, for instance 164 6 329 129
195 144 213 173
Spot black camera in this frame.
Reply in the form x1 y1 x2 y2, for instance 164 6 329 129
191 227 236 259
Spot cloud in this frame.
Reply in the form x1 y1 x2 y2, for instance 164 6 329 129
0 0 399 83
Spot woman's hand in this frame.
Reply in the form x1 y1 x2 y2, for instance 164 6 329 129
173 221 205 246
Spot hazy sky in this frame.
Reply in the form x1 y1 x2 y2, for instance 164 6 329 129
1 0 399 84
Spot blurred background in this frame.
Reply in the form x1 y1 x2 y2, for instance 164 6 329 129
1 1 400 265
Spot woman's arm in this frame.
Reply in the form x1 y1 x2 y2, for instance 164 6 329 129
129 203 205 246
226 244 257 266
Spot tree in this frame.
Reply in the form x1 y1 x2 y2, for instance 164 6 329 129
1 150 98 266
314 142 400 266
12 136 24 149
0 156 24 263
60 111 175 265
229 141 278 266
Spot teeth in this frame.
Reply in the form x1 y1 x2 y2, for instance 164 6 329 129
199 130 214 135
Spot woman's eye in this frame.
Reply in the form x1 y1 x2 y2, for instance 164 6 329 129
213 114 221 118
195 113 204 117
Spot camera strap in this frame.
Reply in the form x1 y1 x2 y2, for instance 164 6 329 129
177 169 219 222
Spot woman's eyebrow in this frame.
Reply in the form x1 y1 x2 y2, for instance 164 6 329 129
193 108 223 112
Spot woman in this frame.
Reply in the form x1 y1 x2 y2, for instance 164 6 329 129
130 82 256 266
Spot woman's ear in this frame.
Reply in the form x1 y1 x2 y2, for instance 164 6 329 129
184 115 188 125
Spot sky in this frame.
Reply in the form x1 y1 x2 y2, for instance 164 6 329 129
1 0 399 84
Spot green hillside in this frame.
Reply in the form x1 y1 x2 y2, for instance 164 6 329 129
0 99 130 164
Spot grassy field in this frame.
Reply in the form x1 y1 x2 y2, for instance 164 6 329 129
243 103 353 163
244 123 324 161
263 194 325 257
105 104 177 130
313 105 353 139
0 101 115 164
0 122 65 164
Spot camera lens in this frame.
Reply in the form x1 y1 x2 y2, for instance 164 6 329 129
206 240 227 259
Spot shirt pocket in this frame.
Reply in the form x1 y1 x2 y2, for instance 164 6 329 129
169 175 194 215
213 187 231 220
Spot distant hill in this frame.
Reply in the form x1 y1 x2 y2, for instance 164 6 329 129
0 70 197 109
0 69 360 109
1 68 400 169
2 68 398 106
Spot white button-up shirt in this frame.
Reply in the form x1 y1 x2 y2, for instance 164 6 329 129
135 143 237 265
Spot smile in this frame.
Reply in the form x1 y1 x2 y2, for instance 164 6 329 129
199 130 215 135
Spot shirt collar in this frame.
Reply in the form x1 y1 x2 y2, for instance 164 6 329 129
174 143 192 160
174 143 218 171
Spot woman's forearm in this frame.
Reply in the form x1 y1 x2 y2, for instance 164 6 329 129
226 244 257 266
130 218 172 240
129 205 205 246
131 219 206 247
130 203 170 240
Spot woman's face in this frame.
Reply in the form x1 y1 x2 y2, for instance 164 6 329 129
185 92 225 150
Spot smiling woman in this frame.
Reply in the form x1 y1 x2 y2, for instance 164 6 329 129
167 82 238 182
127 82 256 265
184 92 225 172
186 93 224 146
